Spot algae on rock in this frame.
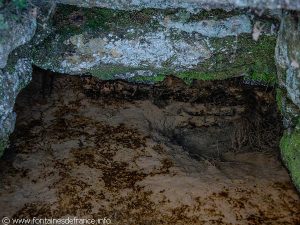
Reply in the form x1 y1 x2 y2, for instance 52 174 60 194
276 11 300 192
33 5 278 84
280 119 300 192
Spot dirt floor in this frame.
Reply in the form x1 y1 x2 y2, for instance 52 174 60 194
0 69 299 225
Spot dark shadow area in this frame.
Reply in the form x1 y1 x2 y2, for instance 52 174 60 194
10 66 283 159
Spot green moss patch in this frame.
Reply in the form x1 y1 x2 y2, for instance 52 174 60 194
280 120 300 192
129 74 166 83
53 5 250 38
89 66 138 80
164 34 276 85
276 88 285 113
53 5 160 36
209 34 277 85
131 34 277 85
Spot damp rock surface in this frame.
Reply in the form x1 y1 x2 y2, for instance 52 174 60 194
0 59 32 156
275 11 300 191
0 8 37 69
33 5 278 81
276 11 300 115
55 0 300 11
0 71 299 225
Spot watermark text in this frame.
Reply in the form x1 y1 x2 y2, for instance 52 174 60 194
1 217 112 225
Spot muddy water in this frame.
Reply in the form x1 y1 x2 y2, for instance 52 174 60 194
0 69 299 225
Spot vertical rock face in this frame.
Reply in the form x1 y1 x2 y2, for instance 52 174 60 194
0 59 32 156
0 6 37 156
0 9 37 68
276 11 300 191
276 11 300 111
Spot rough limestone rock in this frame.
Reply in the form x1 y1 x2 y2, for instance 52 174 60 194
0 6 37 156
33 6 277 82
276 11 300 192
0 2 56 157
56 0 300 11
0 59 32 156
276 11 300 112
0 8 37 68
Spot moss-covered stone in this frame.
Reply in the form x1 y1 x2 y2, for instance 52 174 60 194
55 0 300 11
276 86 300 128
53 4 161 36
280 119 300 192
223 34 277 85
130 34 277 84
32 5 278 86
53 7 245 35
276 88 285 113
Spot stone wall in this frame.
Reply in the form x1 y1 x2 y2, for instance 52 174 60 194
0 7 36 68
0 6 37 156
0 59 32 155
276 10 300 191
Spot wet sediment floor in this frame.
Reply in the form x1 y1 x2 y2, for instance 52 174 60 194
0 69 299 224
